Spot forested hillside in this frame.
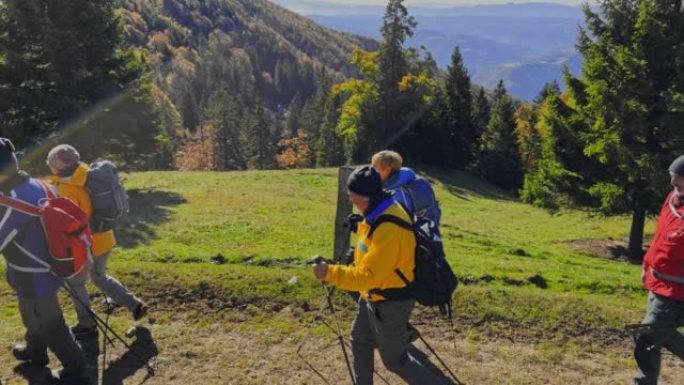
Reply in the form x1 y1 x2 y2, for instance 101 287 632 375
1 0 377 171
115 0 379 170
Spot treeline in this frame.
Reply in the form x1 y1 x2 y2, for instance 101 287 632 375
321 0 522 188
2 0 684 255
314 0 684 258
519 0 684 257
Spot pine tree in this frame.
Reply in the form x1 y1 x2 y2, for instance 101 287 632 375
299 69 333 165
568 0 684 258
315 94 345 167
534 81 561 105
285 92 303 137
0 0 169 170
478 82 523 190
515 103 542 175
471 87 491 164
444 46 474 169
0 0 52 145
393 48 442 165
493 80 507 101
205 89 247 170
520 91 583 209
248 97 276 170
377 0 417 142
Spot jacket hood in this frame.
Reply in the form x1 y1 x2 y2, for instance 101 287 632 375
48 162 89 187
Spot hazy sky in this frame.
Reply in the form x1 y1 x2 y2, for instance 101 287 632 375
293 0 590 5
272 0 596 13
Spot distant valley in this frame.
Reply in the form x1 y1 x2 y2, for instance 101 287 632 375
274 1 587 100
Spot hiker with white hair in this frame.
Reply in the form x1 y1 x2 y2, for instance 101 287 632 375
371 150 441 228
46 144 147 338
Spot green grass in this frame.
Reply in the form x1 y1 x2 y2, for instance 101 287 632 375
0 167 653 344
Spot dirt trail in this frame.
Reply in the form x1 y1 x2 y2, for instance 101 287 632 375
3 308 684 385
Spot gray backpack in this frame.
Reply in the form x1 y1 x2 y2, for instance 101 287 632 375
86 161 129 233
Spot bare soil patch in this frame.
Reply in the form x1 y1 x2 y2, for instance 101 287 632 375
566 238 647 264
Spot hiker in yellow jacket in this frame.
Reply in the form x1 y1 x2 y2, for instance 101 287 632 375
313 166 445 385
46 145 147 338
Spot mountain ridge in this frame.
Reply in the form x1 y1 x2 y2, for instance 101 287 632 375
273 1 586 100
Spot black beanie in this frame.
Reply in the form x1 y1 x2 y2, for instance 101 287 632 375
670 155 684 177
347 165 383 198
0 138 18 174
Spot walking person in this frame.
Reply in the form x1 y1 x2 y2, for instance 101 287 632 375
46 144 147 337
371 150 441 227
313 165 446 385
634 155 684 384
0 138 89 384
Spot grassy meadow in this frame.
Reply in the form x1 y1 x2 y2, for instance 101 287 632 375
1 167 681 385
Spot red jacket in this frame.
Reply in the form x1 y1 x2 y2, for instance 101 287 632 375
643 191 684 300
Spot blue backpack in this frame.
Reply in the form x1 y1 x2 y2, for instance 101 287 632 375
391 173 441 228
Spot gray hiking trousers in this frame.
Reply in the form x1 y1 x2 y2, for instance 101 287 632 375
634 291 684 385
18 294 85 367
351 298 446 385
68 251 141 327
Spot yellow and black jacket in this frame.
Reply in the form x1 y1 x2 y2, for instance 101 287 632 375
47 163 116 257
325 198 415 302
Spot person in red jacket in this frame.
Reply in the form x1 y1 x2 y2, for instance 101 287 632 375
634 155 684 384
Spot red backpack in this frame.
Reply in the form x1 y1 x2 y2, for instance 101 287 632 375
0 180 92 278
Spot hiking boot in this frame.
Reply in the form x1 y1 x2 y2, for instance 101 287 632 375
11 345 49 366
56 363 92 385
71 324 98 339
132 302 148 321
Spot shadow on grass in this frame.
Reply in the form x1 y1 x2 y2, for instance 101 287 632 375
102 326 158 385
13 362 55 385
420 168 517 202
116 189 187 249
408 344 460 385
73 325 158 385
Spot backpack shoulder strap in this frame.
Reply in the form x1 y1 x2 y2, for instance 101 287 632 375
36 180 56 199
0 195 41 217
368 215 413 238
392 198 414 219
0 180 57 217
367 215 416 292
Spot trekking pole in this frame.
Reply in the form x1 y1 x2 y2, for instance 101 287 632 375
322 282 357 385
296 343 334 385
62 282 156 376
309 255 356 384
297 285 393 385
410 323 465 385
100 297 116 385
101 315 106 385
625 321 684 333
63 283 121 385
319 318 393 385
296 287 338 385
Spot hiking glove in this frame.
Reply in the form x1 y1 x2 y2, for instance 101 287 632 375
347 213 364 233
